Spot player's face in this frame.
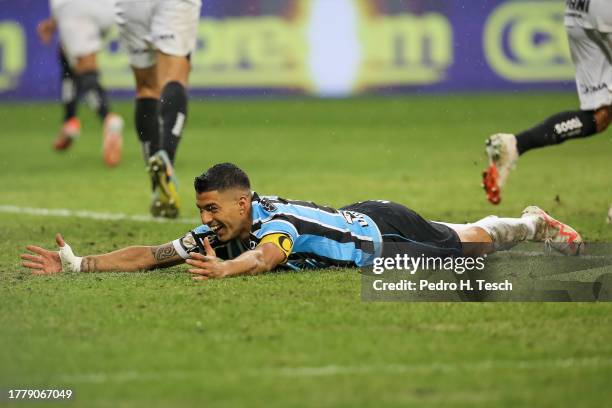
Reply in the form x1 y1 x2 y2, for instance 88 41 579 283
195 189 251 241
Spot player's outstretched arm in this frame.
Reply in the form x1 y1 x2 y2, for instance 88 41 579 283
20 233 184 274
187 238 285 280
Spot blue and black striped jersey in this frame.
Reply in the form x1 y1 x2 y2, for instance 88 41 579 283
172 192 383 269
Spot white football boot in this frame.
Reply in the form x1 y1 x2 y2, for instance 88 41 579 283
482 133 519 205
521 206 583 256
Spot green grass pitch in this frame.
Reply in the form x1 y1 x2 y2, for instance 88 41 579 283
1 93 611 407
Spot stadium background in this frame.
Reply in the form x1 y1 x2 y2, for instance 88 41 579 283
1 0 575 99
1 1 611 407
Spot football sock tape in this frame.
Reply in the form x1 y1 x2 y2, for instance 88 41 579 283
59 49 78 122
76 71 110 121
160 81 188 164
472 216 536 251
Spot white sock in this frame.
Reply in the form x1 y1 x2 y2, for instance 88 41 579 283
472 216 537 250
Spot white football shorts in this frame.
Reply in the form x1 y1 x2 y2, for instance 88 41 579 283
566 26 612 110
115 0 202 69
50 0 115 65
565 0 612 110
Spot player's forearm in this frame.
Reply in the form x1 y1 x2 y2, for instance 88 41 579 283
79 246 155 272
80 243 181 272
221 250 272 277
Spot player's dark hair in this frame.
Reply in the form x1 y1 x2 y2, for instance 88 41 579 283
194 163 251 193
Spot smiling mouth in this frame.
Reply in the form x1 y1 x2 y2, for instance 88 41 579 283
210 224 224 235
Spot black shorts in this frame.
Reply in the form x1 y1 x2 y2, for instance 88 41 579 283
340 200 463 258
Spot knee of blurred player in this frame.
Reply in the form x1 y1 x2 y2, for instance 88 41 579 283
73 53 98 75
133 66 160 99
594 105 612 132
156 51 191 88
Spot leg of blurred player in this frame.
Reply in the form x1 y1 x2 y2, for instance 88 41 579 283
37 18 81 150
131 59 187 219
482 3 612 204
117 0 201 218
133 52 190 164
45 0 124 166
147 52 190 219
54 48 81 150
157 52 190 164
59 49 77 121
483 104 611 205
71 52 124 167
133 66 161 163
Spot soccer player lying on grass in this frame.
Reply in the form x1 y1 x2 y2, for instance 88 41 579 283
482 0 612 204
21 163 583 279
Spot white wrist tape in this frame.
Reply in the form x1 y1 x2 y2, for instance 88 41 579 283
59 243 83 272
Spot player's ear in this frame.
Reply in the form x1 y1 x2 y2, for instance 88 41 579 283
237 193 249 215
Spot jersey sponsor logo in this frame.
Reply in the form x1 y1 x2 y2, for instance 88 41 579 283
566 0 591 13
554 117 583 135
258 198 278 212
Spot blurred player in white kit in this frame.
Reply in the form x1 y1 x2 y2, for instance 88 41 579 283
37 0 124 167
115 0 202 218
482 0 612 205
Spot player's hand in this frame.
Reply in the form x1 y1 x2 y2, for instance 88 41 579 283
186 237 226 280
20 233 65 275
37 18 57 44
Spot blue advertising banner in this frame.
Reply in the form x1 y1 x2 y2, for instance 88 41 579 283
0 0 575 100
